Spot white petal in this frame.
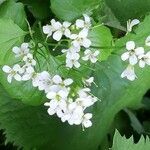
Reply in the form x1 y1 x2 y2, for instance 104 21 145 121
46 92 56 99
76 19 84 28
90 57 98 63
129 19 140 32
44 102 51 107
121 65 137 81
70 34 78 40
26 66 34 73
63 21 71 28
129 55 138 65
64 29 71 38
84 113 92 119
83 120 92 128
7 74 13 83
83 14 91 23
66 59 73 68
50 99 58 109
58 90 68 99
2 65 11 73
52 75 62 84
12 47 20 54
79 29 88 38
145 36 150 46
22 74 31 81
43 25 52 36
56 108 63 118
53 30 63 41
139 60 145 68
74 61 81 68
53 21 62 30
68 102 77 111
72 40 80 48
14 74 22 81
94 50 100 56
21 43 29 50
82 55 89 61
126 41 135 50
135 47 144 56
13 64 21 71
47 108 55 115
82 38 91 48
64 78 73 86
59 100 67 111
85 77 94 84
121 52 130 61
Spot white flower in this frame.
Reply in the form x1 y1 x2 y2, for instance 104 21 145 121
70 29 91 48
66 52 80 68
23 53 36 66
43 19 62 38
46 89 68 101
52 75 73 87
82 113 92 128
2 64 23 83
84 77 94 86
76 88 97 108
121 65 137 81
22 66 35 81
53 21 71 41
145 36 150 46
76 14 91 29
44 99 67 117
82 49 99 63
62 46 80 54
138 51 150 68
67 103 84 125
12 43 29 57
121 41 144 65
127 19 140 32
32 73 42 87
38 71 52 92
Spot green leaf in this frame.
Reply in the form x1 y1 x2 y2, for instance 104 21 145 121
0 0 27 30
99 1 126 31
51 0 100 21
20 0 51 19
112 130 150 150
0 44 61 105
104 0 150 24
89 25 113 61
0 85 102 150
0 19 45 106
90 14 150 144
0 19 26 66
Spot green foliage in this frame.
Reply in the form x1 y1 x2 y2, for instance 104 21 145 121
90 14 150 144
0 0 150 149
20 0 51 19
0 0 27 30
0 19 26 66
0 15 150 150
112 130 150 150
51 0 100 21
105 0 150 24
89 25 113 60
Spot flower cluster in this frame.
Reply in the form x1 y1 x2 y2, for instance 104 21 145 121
2 43 98 129
2 43 36 83
121 40 150 81
45 85 97 129
43 14 99 69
